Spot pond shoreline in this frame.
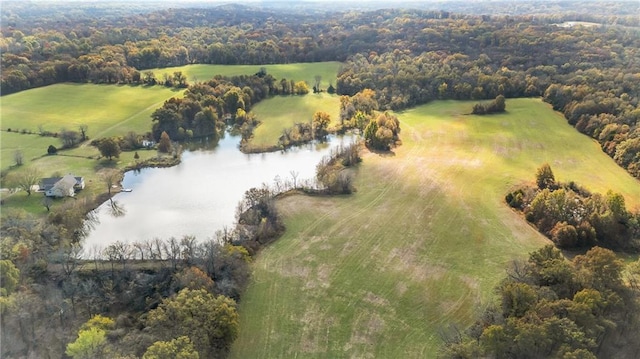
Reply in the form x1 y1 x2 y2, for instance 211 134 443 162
83 133 355 249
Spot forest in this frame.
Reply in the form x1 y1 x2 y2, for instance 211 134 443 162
1 1 640 358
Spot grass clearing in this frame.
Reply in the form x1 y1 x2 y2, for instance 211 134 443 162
149 62 342 87
1 83 183 138
248 93 340 148
0 83 183 171
230 98 640 358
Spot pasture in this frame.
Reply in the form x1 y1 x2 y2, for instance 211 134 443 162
0 83 183 170
247 93 340 150
230 98 640 358
149 62 342 88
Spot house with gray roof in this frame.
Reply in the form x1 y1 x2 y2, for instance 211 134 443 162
41 175 85 197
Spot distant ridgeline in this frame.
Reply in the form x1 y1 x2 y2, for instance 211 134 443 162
505 164 640 251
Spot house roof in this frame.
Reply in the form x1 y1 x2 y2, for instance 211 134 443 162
40 176 84 190
54 175 77 191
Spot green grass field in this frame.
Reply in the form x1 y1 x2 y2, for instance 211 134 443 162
248 93 340 149
0 83 183 170
149 62 342 87
230 98 640 358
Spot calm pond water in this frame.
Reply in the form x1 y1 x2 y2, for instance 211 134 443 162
83 133 354 251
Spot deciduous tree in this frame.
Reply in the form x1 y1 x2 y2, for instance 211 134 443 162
158 131 172 153
312 111 331 139
14 150 23 166
98 138 121 160
143 336 199 359
60 129 81 148
536 163 555 189
145 288 239 357
8 167 42 196
0 260 20 296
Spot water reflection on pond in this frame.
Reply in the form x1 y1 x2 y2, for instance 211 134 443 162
84 133 353 251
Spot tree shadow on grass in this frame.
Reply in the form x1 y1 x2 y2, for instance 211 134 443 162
367 148 396 157
93 159 119 172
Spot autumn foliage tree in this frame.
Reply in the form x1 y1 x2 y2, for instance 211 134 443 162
158 131 171 153
364 112 400 151
66 315 115 359
143 336 199 359
442 246 640 359
536 163 556 189
507 165 639 251
312 111 331 140
145 288 239 358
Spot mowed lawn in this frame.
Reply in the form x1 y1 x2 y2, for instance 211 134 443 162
230 98 640 358
149 62 342 88
249 93 340 149
0 83 183 170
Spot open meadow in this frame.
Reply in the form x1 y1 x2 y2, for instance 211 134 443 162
247 92 340 150
0 84 183 170
149 62 342 88
230 98 640 358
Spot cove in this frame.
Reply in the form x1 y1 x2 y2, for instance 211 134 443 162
84 133 353 251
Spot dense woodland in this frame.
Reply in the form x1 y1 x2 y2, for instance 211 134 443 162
2 1 640 358
441 245 640 358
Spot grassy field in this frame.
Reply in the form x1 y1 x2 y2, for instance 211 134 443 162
149 62 342 87
230 98 640 358
248 93 340 149
0 83 183 170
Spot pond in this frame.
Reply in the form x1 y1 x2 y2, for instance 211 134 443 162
83 133 354 252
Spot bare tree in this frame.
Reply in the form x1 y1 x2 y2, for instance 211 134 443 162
290 170 299 189
14 149 23 166
60 129 81 148
104 241 131 270
99 168 121 197
9 167 42 196
152 238 164 261
199 239 221 277
143 239 156 260
90 244 102 271
132 241 145 261
314 75 322 92
106 199 126 217
58 242 85 277
79 124 88 141
164 237 181 269
180 235 198 265
42 196 53 211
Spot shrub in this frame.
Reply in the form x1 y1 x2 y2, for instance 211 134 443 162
551 222 578 248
